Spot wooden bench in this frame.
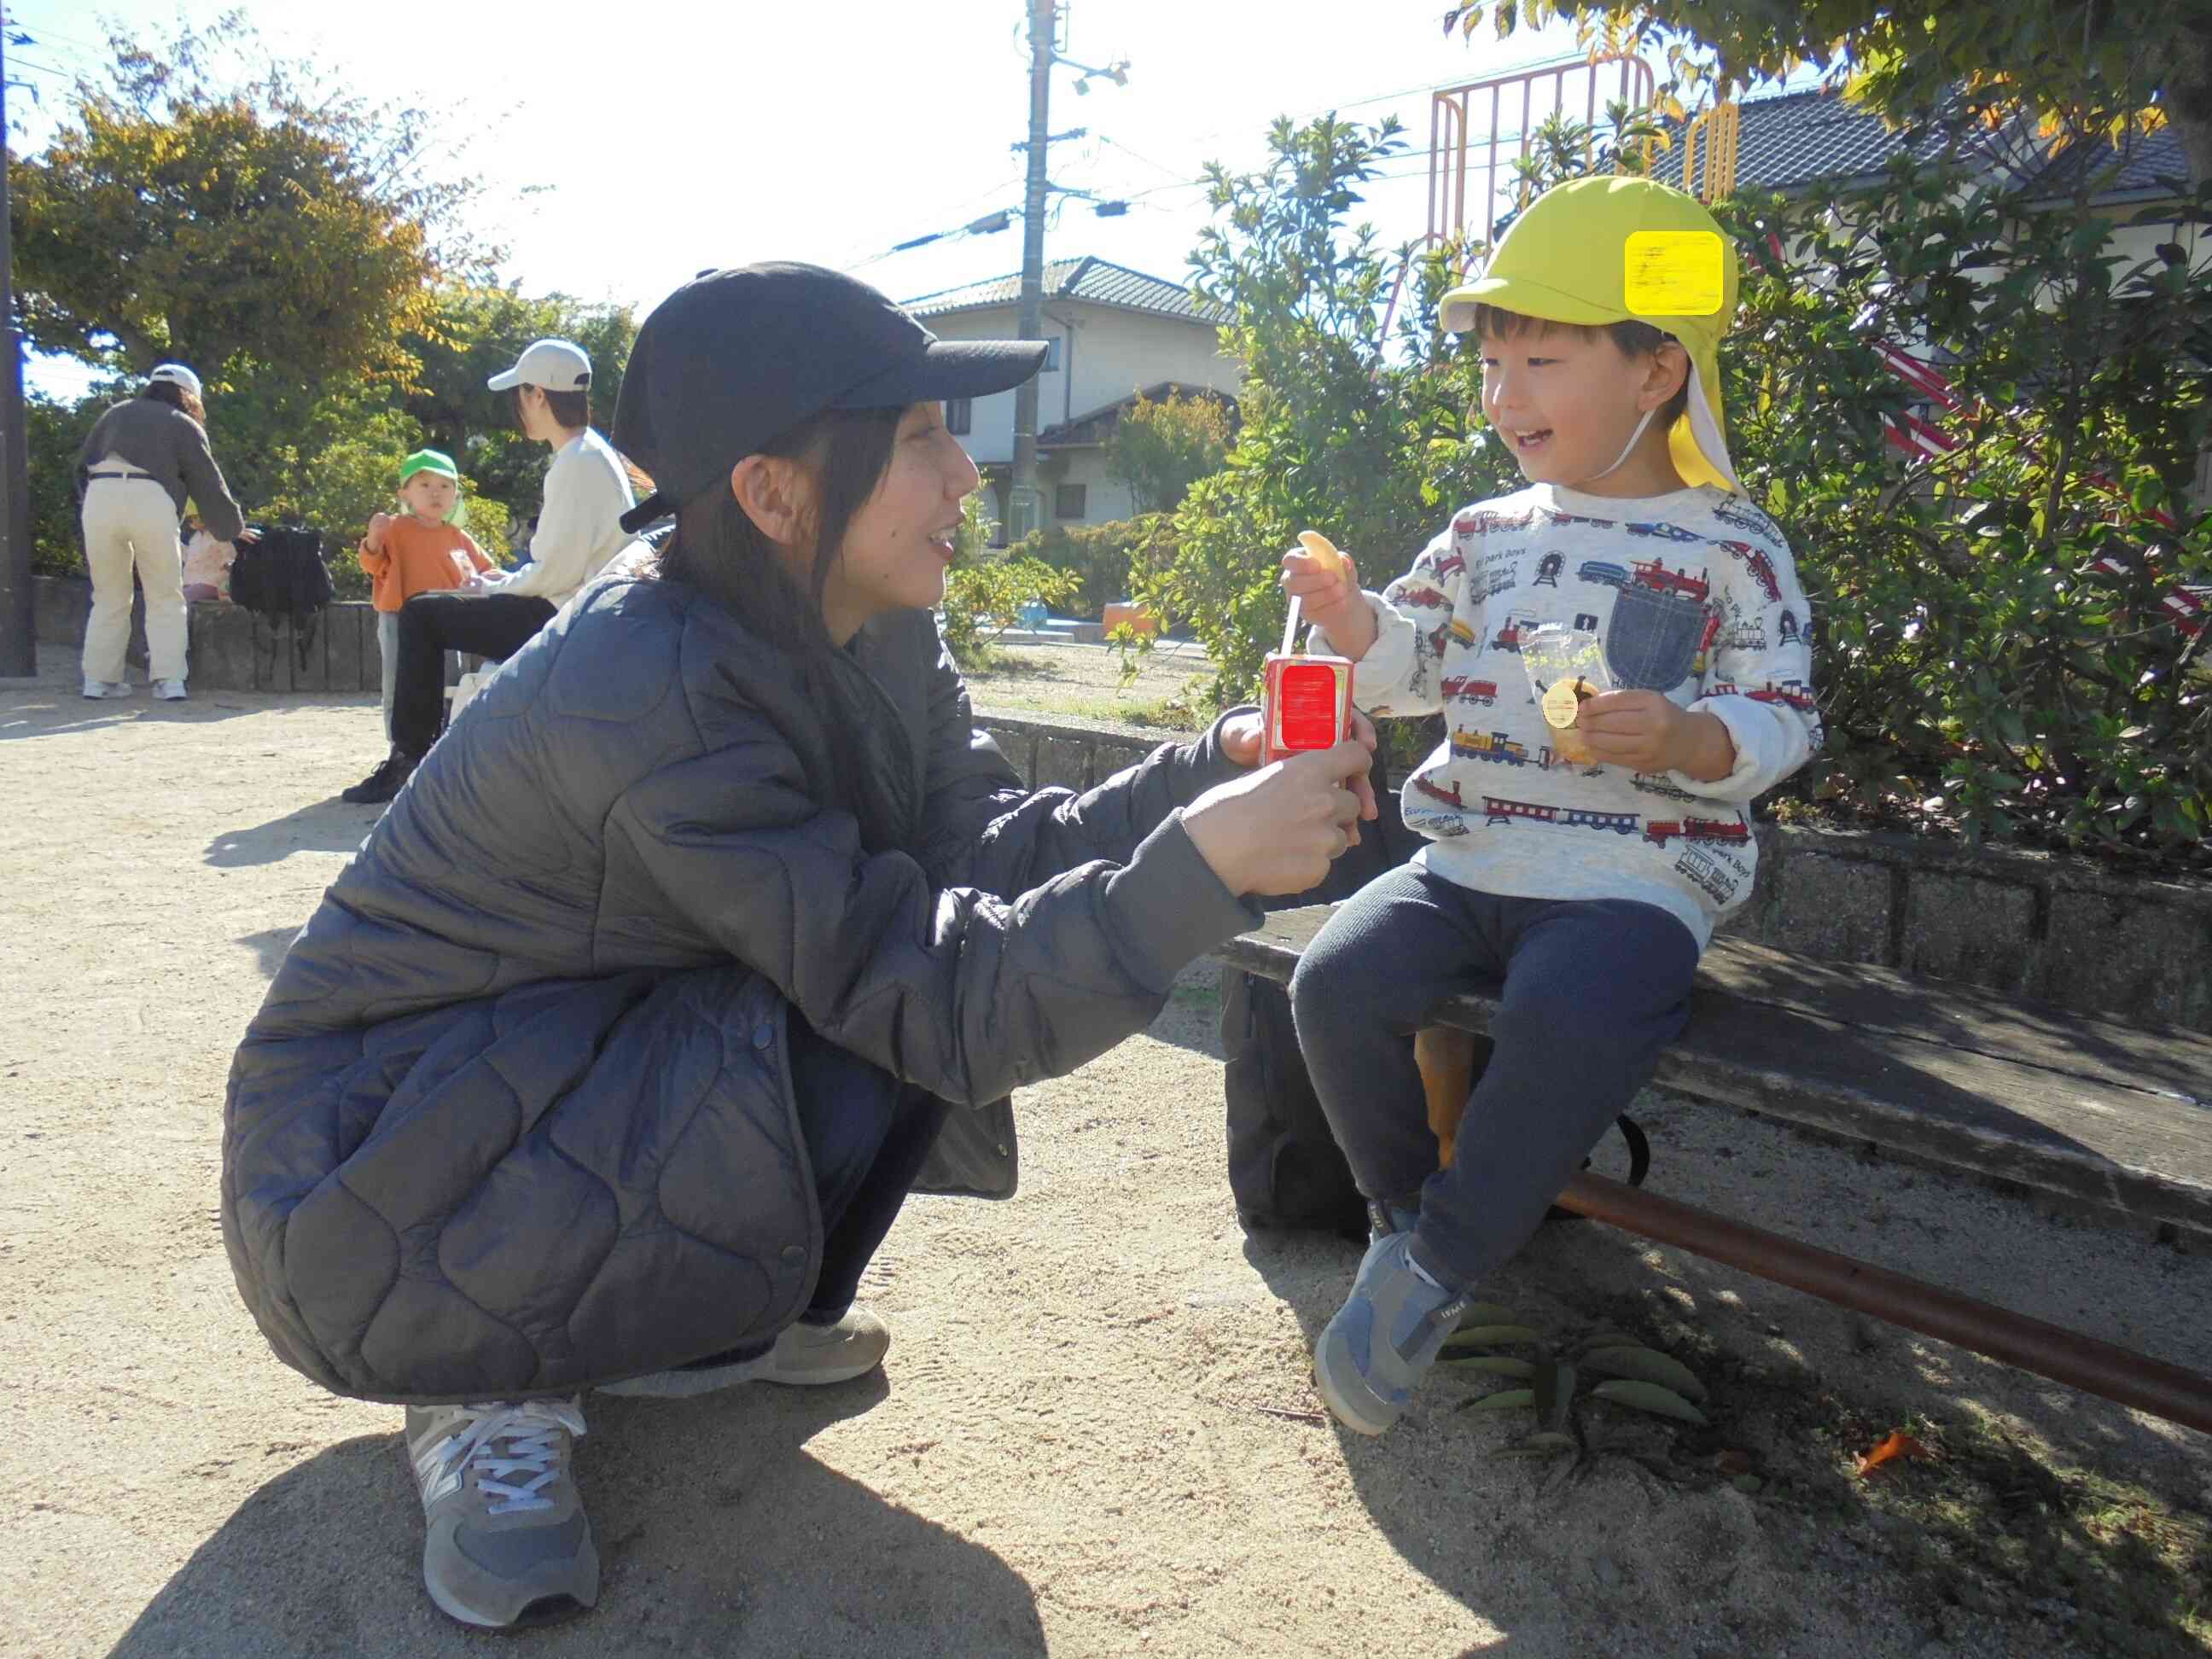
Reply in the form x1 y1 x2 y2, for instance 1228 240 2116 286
1221 905 2212 1429
1224 905 2212 1239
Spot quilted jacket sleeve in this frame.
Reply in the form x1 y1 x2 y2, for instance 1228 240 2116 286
908 629 1254 899
603 721 1260 1109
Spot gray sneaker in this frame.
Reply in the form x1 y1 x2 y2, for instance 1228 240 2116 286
404 1397 597 1629
599 1306 891 1399
1312 1231 1470 1436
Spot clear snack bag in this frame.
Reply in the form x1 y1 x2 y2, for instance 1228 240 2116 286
1519 624 1612 765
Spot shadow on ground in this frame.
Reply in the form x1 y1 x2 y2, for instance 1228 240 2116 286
1241 1191 2212 1656
107 1377 1045 1659
207 801 375 869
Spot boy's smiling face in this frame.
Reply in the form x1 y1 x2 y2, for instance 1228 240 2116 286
399 470 458 524
1477 318 1684 497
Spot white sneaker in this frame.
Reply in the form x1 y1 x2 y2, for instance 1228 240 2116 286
404 1397 597 1629
81 678 129 699
153 678 188 701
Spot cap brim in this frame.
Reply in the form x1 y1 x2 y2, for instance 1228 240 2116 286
1441 274 1627 335
830 338 1048 410
485 368 526 391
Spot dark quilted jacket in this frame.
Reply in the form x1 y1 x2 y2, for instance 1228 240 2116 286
222 572 1259 1404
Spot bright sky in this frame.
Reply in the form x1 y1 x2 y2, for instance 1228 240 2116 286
7 0 1615 399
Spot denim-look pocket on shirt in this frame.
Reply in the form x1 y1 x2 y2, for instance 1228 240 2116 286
1605 583 1708 691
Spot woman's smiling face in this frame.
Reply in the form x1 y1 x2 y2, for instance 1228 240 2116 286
818 401 980 641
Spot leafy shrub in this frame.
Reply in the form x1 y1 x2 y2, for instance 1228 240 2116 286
940 496 1080 668
1008 515 1173 619
1105 389 1234 513
1714 149 2212 864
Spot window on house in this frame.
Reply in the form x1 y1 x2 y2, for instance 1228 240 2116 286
945 398 972 434
1041 337 1062 372
1055 484 1087 521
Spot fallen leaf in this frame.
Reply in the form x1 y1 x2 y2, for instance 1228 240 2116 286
1855 1430 1936 1476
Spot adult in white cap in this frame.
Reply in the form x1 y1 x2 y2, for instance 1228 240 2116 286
72 363 257 701
341 337 637 803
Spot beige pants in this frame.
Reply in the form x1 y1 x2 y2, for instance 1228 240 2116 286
79 466 186 683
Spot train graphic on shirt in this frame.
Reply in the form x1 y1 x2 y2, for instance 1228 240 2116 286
1450 730 1534 766
1439 675 1499 706
1745 678 1817 712
1480 796 1640 835
1714 538 1783 602
1641 815 1751 848
1629 557 1711 603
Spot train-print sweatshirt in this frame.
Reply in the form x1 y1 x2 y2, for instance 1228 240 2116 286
1310 482 1822 947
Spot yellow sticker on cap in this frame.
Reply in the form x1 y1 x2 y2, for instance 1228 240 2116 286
1623 230 1724 317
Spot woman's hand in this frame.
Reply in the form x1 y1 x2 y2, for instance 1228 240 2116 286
1280 544 1375 661
1220 705 1381 824
234 527 261 545
1184 737 1380 897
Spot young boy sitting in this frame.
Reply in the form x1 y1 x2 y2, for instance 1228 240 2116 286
1281 177 1823 1436
356 449 495 747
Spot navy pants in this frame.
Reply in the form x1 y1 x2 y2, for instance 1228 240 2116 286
1287 864 1697 1287
676 1013 950 1373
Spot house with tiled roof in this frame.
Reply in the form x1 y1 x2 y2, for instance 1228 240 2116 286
904 257 1240 532
1651 86 2195 266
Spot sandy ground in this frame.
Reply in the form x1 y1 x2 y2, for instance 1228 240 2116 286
3 659 2209 1659
958 637 1216 728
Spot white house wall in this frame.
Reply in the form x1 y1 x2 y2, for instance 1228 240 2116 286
923 302 1240 469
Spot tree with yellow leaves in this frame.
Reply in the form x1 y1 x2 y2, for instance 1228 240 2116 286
9 15 492 393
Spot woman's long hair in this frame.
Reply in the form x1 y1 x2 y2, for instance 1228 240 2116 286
140 381 207 427
658 405 907 849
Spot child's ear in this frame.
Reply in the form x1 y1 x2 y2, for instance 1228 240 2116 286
1641 341 1691 412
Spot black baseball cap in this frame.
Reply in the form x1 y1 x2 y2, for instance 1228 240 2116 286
614 262 1046 532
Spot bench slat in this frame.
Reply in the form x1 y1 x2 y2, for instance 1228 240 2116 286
1219 906 2212 1235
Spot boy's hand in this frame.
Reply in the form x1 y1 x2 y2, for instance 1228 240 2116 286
1577 691 1738 781
364 511 393 552
1279 544 1375 661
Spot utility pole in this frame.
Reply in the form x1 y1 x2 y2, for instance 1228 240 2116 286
1010 0 1056 544
0 20 32 678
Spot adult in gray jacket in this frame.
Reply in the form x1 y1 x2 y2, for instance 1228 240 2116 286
222 263 1377 1632
73 363 256 701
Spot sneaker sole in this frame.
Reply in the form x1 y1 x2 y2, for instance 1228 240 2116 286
1311 1337 1397 1437
757 1350 885 1388
597 1353 770 1398
425 1580 593 1633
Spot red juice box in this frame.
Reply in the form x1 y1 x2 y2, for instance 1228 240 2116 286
1262 650 1354 764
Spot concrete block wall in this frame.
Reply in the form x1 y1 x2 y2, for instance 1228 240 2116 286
971 709 2212 1036
34 578 431 693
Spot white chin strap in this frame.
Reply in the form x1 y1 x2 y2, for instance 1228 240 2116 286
1584 406 1658 483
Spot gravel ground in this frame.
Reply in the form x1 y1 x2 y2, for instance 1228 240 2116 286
2 657 2207 1658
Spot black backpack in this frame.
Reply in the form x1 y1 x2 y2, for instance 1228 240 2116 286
1223 741 1417 1240
1222 738 1648 1237
228 525 335 669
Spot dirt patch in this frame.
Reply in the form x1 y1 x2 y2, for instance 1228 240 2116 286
962 637 1215 729
2 659 2208 1658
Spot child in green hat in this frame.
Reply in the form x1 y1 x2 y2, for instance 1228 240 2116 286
358 449 496 740
1279 176 1824 1436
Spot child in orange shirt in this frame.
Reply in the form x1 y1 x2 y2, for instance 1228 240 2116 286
358 449 495 739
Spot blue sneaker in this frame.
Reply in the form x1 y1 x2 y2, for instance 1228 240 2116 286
1313 1230 1469 1436
1367 1197 1420 1244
